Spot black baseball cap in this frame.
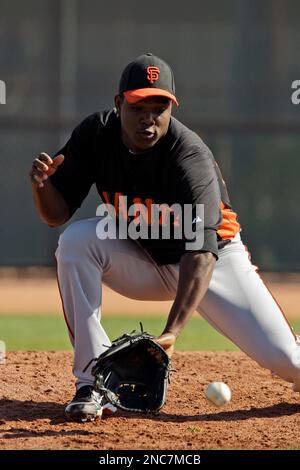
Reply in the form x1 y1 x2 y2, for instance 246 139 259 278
119 53 178 106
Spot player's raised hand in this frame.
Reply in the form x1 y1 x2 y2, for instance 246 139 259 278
30 152 64 188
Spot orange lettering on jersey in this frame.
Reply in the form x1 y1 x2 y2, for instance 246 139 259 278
101 191 114 217
114 192 128 221
147 66 160 84
158 204 173 226
145 198 154 224
132 197 153 225
173 211 180 227
101 191 111 205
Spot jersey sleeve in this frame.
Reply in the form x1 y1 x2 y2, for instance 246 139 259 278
175 143 222 259
50 113 100 217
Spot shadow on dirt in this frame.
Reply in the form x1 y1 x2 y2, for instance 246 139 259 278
0 427 98 440
0 398 299 429
114 402 300 422
0 399 67 425
0 399 112 440
158 402 300 422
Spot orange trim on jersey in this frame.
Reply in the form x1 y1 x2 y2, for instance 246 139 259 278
217 202 241 240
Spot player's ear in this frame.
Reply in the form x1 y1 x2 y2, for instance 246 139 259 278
114 94 123 115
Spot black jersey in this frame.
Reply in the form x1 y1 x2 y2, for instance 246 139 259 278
50 109 240 265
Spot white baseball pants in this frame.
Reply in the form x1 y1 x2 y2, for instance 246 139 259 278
55 217 300 392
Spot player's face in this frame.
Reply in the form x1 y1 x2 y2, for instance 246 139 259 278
115 95 172 153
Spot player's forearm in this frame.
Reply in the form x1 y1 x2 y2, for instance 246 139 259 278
31 179 70 227
162 251 216 337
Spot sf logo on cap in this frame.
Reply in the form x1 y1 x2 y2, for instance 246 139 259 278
147 66 160 84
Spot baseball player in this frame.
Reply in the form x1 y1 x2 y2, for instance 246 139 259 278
30 53 300 422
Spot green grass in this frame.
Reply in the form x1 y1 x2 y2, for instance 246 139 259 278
0 314 299 352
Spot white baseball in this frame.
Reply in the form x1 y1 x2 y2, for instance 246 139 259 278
204 381 231 406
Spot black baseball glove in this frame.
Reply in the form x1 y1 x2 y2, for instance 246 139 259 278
85 325 171 413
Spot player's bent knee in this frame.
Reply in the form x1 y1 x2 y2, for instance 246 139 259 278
56 220 97 260
55 218 112 269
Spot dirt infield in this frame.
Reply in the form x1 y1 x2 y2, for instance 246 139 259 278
0 351 300 450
